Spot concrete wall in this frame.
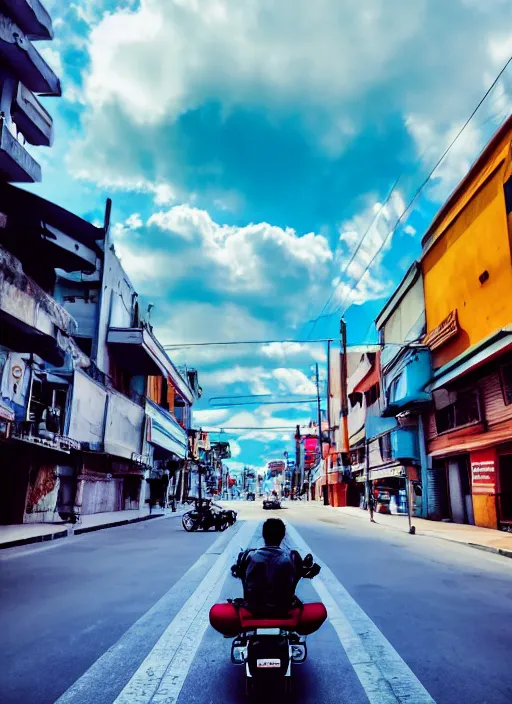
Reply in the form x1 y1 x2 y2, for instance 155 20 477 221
96 247 136 376
104 389 144 460
69 370 107 450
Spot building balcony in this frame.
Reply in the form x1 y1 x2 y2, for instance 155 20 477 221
12 82 53 147
107 326 193 404
382 347 432 416
3 0 54 41
0 182 102 276
370 426 420 468
146 398 188 460
0 118 41 182
0 14 60 95
0 245 78 366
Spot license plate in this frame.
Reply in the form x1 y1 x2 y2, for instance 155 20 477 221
257 659 281 669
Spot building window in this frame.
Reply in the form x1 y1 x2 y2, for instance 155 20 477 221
349 392 363 408
387 376 400 404
365 383 380 406
435 389 481 434
378 433 393 462
504 176 512 214
501 362 512 406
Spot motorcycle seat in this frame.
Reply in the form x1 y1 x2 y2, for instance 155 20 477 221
238 607 302 630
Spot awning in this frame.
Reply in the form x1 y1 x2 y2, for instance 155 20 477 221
349 427 365 446
429 419 512 457
429 327 512 392
108 327 193 405
0 310 66 366
145 399 188 459
353 355 381 394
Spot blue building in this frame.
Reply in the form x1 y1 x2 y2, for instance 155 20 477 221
369 263 432 516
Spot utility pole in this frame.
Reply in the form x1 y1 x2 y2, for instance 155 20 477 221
294 424 301 500
315 363 323 504
324 347 331 506
340 318 350 458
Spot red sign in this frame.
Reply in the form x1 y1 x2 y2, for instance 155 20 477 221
470 448 497 495
268 461 285 473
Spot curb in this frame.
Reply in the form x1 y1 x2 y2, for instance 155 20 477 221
0 509 187 550
329 507 512 559
0 529 69 550
73 512 165 535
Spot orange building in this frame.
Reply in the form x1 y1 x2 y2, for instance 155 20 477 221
421 115 512 530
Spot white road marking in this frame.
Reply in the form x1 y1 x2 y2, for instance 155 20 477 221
113 520 258 704
286 523 436 704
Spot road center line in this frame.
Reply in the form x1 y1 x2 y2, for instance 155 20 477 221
286 522 436 704
113 520 258 704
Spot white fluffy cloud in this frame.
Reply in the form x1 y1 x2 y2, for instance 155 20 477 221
201 365 318 397
68 0 512 187
151 302 273 365
261 342 327 363
322 192 405 315
148 205 332 295
81 0 425 129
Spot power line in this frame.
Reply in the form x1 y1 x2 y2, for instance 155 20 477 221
203 425 311 432
312 54 512 324
163 338 334 349
209 399 318 408
306 176 401 340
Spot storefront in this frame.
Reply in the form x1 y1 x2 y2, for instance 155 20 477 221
370 466 407 514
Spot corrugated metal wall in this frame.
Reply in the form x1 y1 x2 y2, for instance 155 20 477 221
427 467 449 520
81 478 123 514
481 371 512 427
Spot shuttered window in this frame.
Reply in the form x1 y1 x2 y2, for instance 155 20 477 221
435 389 481 433
501 363 512 406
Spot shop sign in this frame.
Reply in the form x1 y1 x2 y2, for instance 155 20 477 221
268 461 285 474
370 466 405 481
471 449 496 494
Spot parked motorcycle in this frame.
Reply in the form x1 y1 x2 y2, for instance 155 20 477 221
263 497 282 510
224 508 238 526
182 499 233 532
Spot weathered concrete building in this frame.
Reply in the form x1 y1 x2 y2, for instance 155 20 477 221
0 0 60 183
0 184 100 524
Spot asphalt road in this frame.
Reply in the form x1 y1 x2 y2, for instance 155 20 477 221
1 502 511 704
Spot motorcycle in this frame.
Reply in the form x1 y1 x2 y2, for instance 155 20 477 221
182 499 233 532
231 607 308 698
224 508 238 526
211 554 325 699
263 497 282 510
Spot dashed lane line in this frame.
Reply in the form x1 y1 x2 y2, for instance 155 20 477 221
286 522 436 704
54 522 253 704
112 519 258 704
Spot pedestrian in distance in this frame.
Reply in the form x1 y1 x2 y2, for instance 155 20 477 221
369 492 377 523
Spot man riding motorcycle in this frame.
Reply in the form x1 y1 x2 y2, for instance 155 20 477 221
209 518 327 636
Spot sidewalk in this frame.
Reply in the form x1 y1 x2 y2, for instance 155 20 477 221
333 506 512 558
0 505 188 550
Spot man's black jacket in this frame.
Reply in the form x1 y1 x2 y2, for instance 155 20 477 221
231 546 320 616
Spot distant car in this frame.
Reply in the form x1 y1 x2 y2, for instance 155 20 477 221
263 497 282 510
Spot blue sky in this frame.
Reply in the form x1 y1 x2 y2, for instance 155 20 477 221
34 0 512 473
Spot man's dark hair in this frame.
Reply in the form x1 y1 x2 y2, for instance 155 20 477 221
262 518 286 546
